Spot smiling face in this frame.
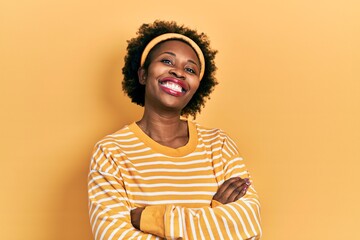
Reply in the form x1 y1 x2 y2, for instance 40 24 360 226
138 40 201 114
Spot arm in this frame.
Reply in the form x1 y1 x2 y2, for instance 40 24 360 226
134 135 262 239
88 144 159 240
212 177 251 206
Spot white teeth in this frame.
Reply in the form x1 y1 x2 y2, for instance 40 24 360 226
161 81 183 92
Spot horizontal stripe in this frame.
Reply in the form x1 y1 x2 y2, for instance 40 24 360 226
88 121 261 239
121 173 217 180
117 157 221 167
125 182 219 188
116 165 216 174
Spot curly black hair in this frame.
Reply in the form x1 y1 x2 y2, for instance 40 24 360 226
122 20 218 117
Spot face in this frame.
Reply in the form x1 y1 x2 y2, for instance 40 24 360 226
139 40 201 114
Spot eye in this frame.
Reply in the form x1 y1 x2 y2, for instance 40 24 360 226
185 67 196 74
160 59 173 65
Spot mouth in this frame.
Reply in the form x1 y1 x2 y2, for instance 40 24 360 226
158 78 188 96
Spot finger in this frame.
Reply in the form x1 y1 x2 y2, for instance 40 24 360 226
220 177 241 191
233 187 246 200
213 177 251 204
222 178 251 203
223 177 248 194
227 181 248 203
219 179 247 203
213 177 240 200
234 182 251 201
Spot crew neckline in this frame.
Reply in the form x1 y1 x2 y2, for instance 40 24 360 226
128 120 198 157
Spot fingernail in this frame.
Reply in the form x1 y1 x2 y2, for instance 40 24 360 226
242 187 248 194
245 179 251 186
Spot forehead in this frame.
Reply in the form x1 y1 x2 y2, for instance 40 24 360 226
150 40 200 63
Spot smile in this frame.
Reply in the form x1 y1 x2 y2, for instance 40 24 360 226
158 78 188 97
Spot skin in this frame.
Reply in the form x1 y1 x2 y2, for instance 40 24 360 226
130 40 249 230
136 40 201 149
213 177 251 204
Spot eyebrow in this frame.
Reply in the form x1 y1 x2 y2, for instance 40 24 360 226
160 51 199 67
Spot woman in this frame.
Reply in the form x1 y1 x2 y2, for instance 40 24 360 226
88 20 261 239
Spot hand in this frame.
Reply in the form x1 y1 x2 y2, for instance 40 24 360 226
212 177 251 204
130 207 145 230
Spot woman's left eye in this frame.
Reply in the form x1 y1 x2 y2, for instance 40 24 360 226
185 67 196 74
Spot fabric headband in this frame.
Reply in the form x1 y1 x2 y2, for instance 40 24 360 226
140 33 205 80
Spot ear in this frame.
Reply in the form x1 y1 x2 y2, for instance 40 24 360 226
138 67 147 85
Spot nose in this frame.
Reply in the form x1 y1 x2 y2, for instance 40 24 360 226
169 67 186 79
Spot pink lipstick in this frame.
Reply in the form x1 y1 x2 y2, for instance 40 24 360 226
158 77 189 97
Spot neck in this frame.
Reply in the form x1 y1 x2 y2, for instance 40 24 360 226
137 108 189 147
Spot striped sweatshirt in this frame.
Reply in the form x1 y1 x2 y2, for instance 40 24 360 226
88 121 262 239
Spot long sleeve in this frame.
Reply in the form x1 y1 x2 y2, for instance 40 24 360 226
139 135 262 240
88 122 261 240
88 144 159 240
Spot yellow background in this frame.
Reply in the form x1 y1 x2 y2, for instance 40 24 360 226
1 0 359 239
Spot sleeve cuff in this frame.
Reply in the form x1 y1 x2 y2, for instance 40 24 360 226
211 199 223 208
140 205 166 237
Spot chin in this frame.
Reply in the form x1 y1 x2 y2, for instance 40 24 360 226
160 101 188 114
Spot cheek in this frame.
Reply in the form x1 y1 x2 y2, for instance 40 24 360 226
147 63 168 77
190 79 200 92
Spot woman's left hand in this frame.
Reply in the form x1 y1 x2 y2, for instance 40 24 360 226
212 177 251 204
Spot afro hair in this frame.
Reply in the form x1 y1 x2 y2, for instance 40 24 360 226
122 20 218 117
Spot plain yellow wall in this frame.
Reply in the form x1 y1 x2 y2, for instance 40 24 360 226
1 0 359 239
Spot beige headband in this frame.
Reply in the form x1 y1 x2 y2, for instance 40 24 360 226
140 33 205 80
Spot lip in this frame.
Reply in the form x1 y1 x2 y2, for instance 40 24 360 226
159 85 185 97
158 77 189 92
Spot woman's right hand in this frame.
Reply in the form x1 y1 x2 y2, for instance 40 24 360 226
212 177 251 204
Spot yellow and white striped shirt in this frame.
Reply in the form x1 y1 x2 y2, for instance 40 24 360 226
88 121 261 239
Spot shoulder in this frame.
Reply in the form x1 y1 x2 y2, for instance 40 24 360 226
193 122 242 160
90 124 136 171
93 123 135 150
191 121 230 137
191 121 236 143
